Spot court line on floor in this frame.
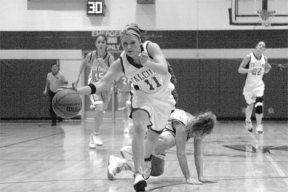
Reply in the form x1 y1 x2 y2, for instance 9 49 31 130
0 132 64 148
249 132 288 186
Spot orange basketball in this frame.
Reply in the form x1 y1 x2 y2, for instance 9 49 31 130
52 89 82 119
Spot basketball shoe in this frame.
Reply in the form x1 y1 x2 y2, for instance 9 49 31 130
89 134 103 148
245 120 253 132
89 134 96 149
120 146 133 161
256 124 263 134
107 155 131 180
93 135 103 146
134 173 147 192
120 146 152 180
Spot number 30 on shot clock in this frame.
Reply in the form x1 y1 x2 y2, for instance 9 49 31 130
87 0 105 15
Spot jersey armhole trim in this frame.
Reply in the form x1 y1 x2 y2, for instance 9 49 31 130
244 55 251 69
120 57 125 74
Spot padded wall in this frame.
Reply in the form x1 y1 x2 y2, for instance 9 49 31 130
169 59 288 119
0 60 56 119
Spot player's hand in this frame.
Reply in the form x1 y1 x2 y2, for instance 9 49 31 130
73 79 80 86
264 63 272 73
57 85 75 92
278 64 284 71
250 68 258 73
96 57 105 65
139 51 149 65
90 104 96 110
43 90 47 95
186 177 203 185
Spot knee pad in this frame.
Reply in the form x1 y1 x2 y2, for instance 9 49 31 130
255 97 263 114
150 154 165 176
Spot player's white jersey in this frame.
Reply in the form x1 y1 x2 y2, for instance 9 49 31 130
244 52 266 89
165 109 194 133
120 41 174 95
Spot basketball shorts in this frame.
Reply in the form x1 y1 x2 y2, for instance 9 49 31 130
243 84 264 105
117 91 131 110
131 90 175 133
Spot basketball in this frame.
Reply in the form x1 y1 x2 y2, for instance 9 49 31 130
52 89 82 119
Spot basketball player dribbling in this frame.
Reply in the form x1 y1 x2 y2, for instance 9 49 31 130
74 34 115 148
238 41 271 134
73 23 176 192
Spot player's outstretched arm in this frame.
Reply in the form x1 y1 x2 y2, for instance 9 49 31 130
43 78 49 95
193 112 216 183
194 139 214 183
175 122 202 185
76 59 123 95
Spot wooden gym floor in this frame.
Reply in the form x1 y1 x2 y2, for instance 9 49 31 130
1 116 288 192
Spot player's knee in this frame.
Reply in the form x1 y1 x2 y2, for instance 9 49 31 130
154 138 165 155
255 97 263 114
255 104 263 114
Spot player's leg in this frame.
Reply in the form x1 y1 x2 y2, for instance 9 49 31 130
119 131 174 178
131 92 174 191
243 91 254 132
118 91 132 133
148 131 175 177
107 155 133 180
143 129 161 179
89 94 105 148
154 131 176 155
131 109 150 191
255 86 264 134
255 97 264 133
49 90 57 126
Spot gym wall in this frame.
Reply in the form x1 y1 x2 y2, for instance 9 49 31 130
0 0 287 119
0 30 287 119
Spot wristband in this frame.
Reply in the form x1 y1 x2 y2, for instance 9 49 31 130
88 83 97 94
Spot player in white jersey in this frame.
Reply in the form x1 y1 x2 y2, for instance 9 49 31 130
238 41 271 134
107 109 216 185
74 34 114 148
74 23 176 191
